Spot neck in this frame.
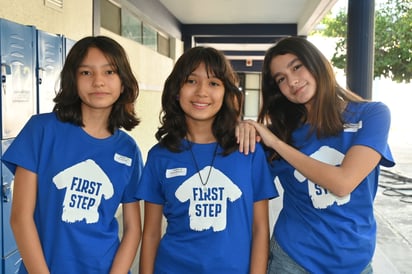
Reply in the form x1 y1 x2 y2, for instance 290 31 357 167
82 109 111 139
186 132 216 144
186 124 216 144
185 118 217 144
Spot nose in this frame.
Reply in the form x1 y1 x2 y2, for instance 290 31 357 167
195 81 208 96
93 74 105 87
289 78 299 87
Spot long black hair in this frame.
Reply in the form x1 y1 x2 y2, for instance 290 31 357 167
53 36 140 133
156 46 243 155
260 37 364 160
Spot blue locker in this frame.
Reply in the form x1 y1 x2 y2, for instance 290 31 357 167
37 30 63 114
0 18 37 139
1 139 20 274
1 18 37 274
63 37 76 58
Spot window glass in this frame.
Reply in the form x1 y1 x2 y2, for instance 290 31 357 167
121 9 142 43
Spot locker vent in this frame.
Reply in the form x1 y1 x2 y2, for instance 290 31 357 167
44 0 63 10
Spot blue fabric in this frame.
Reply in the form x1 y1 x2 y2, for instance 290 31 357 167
2 112 143 274
270 101 394 273
137 141 278 274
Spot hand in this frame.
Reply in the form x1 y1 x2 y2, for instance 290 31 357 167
236 120 261 154
244 120 278 149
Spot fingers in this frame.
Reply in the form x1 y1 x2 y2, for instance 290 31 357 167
236 120 258 155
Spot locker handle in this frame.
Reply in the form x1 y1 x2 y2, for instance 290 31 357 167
38 67 45 85
1 63 11 83
3 182 11 202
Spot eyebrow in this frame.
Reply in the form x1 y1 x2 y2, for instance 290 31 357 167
78 63 113 69
272 57 300 79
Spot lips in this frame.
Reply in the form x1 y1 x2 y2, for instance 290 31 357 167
192 102 210 108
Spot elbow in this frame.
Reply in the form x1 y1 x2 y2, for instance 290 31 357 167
333 190 352 198
330 185 354 198
10 212 27 235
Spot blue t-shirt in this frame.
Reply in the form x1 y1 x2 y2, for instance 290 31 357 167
2 112 143 274
137 141 278 274
272 101 395 273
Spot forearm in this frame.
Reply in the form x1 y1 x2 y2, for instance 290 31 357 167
11 167 49 273
11 218 49 274
269 137 380 196
249 231 269 274
110 202 141 274
110 229 140 274
249 200 270 274
139 235 160 274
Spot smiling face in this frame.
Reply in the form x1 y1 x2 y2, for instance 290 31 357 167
77 47 123 116
178 62 225 129
270 53 317 112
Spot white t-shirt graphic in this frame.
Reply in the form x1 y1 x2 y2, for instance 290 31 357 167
175 166 242 232
294 145 350 209
53 159 114 223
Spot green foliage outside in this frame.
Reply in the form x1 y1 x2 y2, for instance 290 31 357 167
312 0 412 83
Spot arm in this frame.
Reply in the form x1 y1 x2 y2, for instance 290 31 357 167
10 166 50 274
110 201 142 274
139 202 163 274
246 120 381 197
249 199 270 274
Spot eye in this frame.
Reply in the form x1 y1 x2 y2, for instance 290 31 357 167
105 69 116 75
185 78 196 84
79 70 91 76
293 63 303 71
275 76 285 85
210 80 221 87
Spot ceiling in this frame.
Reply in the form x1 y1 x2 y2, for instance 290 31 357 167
159 0 339 68
159 0 338 32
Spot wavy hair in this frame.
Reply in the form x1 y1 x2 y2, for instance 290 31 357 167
53 36 140 133
259 36 364 160
156 46 243 155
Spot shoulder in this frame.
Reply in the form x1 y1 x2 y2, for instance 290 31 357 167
251 142 267 157
19 112 60 134
346 101 391 121
28 112 58 125
147 143 171 157
117 130 138 146
349 101 390 113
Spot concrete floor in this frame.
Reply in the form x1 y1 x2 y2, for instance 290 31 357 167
372 80 412 274
373 150 412 273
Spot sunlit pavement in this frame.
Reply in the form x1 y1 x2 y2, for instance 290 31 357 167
373 81 412 274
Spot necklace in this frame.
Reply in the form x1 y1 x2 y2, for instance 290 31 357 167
188 142 218 190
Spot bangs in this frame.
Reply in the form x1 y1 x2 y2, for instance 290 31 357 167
184 49 227 80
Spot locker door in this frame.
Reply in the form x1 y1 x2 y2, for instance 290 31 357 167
1 139 19 266
63 37 76 58
0 18 37 139
37 30 63 114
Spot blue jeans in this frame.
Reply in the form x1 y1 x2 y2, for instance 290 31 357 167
267 238 373 274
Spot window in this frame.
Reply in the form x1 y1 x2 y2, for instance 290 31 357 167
142 23 157 51
244 73 260 119
101 0 121 34
100 0 171 57
121 9 142 43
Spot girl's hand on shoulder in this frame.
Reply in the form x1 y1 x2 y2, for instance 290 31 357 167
236 120 261 155
245 120 279 149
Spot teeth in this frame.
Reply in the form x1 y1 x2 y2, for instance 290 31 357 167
193 103 208 107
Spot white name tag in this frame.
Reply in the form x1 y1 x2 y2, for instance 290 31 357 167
166 168 187 178
114 153 132 166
